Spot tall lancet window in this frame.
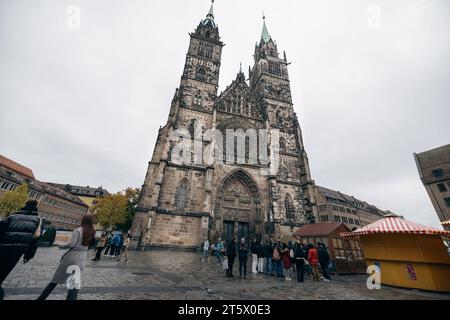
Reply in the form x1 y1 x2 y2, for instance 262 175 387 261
175 180 189 210
285 194 295 220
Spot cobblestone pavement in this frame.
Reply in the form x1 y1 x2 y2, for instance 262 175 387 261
2 247 449 300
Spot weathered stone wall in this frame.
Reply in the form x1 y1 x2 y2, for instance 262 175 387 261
149 213 208 248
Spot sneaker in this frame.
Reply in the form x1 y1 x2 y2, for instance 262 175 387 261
124 259 128 263
323 278 330 282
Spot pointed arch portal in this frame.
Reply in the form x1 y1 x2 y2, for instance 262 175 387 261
213 170 263 243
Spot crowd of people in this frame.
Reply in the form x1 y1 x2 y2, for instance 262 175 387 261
202 237 332 282
93 230 131 262
0 199 131 300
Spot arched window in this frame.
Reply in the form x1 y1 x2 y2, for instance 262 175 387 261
196 67 206 81
175 180 189 210
285 194 295 220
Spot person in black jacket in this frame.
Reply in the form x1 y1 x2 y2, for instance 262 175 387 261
318 242 331 281
238 238 249 279
263 240 274 275
226 237 237 277
294 242 306 282
0 200 42 300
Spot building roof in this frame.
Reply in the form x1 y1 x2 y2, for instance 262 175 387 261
293 222 349 237
46 182 109 197
316 185 384 215
341 214 450 237
415 144 450 167
261 16 272 44
0 157 88 208
0 154 35 179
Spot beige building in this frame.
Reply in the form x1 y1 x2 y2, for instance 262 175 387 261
0 154 89 230
414 144 450 231
314 186 387 230
46 183 109 214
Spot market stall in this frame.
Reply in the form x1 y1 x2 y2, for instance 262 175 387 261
342 214 450 292
293 222 366 274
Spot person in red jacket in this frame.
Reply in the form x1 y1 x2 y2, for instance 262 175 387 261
308 244 320 281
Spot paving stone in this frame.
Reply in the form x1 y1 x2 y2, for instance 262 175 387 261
2 247 449 300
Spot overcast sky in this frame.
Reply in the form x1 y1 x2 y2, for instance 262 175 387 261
0 0 449 228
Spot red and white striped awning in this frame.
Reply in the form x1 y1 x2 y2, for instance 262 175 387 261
442 220 450 226
341 214 450 237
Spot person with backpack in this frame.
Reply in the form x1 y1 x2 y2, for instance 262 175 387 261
273 242 283 278
37 214 95 300
0 200 43 300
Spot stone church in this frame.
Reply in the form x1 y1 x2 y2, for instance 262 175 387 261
131 2 318 250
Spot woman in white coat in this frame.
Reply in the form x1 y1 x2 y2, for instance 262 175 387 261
37 214 95 300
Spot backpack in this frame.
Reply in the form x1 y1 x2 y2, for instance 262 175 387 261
273 248 280 261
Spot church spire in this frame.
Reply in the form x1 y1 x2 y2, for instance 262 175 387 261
201 0 216 29
236 62 245 81
260 13 272 44
207 0 214 19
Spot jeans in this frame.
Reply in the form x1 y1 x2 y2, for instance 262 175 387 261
202 249 209 261
265 257 273 275
216 252 224 264
239 256 248 278
295 259 305 282
321 262 331 280
275 260 284 277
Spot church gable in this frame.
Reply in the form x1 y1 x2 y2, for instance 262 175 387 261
217 72 262 120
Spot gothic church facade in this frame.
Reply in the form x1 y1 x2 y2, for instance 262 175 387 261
131 3 318 250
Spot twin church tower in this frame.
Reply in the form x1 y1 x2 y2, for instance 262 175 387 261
131 1 318 250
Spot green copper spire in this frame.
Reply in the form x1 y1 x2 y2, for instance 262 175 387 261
207 0 214 19
261 14 271 44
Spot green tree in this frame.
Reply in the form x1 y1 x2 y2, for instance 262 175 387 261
92 192 128 229
92 187 140 231
116 187 140 232
0 183 29 218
